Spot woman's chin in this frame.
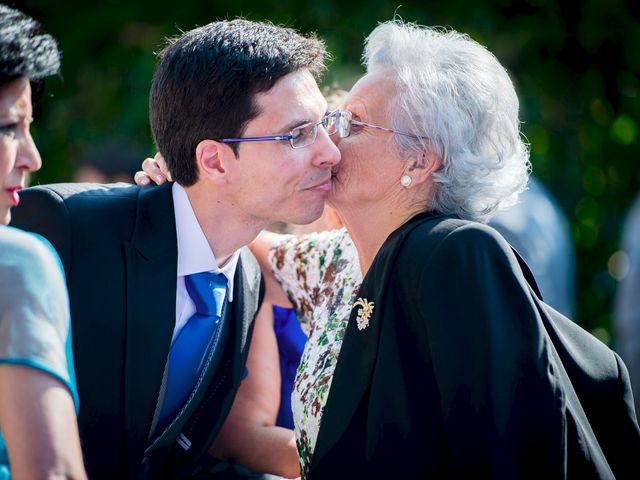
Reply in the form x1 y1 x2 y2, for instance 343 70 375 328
1 207 10 226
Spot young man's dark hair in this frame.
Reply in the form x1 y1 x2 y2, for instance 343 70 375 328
150 19 327 186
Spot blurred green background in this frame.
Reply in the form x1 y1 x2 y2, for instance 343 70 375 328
11 0 640 343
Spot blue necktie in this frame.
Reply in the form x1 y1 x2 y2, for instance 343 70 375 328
157 271 227 431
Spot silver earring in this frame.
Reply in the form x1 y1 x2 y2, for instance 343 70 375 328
401 175 412 187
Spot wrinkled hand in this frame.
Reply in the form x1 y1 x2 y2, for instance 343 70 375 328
133 152 172 186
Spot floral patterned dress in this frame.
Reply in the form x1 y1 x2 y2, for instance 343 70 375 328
269 227 362 476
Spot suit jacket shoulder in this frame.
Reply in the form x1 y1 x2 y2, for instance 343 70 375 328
10 183 141 273
395 215 513 272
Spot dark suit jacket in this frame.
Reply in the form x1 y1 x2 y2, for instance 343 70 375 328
309 212 640 479
10 183 263 479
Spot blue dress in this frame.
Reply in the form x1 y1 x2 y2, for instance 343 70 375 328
272 305 306 429
0 226 78 478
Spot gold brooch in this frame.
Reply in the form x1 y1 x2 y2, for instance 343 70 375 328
353 298 375 330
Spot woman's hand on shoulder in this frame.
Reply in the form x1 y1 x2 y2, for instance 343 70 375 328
133 152 172 186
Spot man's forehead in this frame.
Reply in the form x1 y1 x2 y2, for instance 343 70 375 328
251 70 327 129
258 70 323 104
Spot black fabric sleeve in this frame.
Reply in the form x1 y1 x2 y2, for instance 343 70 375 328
10 186 73 278
405 223 567 477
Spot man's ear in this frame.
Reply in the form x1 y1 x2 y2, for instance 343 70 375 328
405 149 442 187
195 139 231 184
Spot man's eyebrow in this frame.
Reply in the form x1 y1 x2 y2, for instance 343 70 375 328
280 104 330 133
280 117 312 133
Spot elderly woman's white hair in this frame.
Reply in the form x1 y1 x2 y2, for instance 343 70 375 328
363 20 530 222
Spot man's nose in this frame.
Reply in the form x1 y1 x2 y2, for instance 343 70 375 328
311 127 341 167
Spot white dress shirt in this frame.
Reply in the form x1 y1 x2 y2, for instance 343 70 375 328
172 183 240 343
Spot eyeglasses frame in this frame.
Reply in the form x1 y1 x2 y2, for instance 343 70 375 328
215 111 338 150
332 110 427 140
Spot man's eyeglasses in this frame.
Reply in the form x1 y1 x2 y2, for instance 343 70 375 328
215 111 339 150
326 110 426 140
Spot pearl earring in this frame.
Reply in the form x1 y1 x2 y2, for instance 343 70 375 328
400 175 412 187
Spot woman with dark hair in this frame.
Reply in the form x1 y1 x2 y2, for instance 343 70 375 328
0 5 86 478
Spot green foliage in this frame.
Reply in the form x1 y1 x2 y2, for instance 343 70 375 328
14 0 640 340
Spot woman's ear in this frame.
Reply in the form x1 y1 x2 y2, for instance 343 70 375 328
405 149 442 187
195 139 229 184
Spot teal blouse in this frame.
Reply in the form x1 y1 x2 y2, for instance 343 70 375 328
0 226 78 478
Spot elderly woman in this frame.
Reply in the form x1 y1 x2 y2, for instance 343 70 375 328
0 5 86 479
141 20 639 479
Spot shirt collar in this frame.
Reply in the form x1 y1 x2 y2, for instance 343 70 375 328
172 182 240 301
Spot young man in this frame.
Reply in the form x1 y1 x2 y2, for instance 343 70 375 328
11 19 339 479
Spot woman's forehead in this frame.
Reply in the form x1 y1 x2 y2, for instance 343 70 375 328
0 77 31 118
343 71 395 118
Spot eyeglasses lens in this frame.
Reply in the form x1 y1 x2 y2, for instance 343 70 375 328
291 123 317 149
323 114 338 136
337 111 351 138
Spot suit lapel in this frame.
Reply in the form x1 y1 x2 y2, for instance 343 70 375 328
228 248 262 381
124 183 177 477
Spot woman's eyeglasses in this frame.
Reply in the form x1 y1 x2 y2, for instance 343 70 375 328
325 110 426 140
